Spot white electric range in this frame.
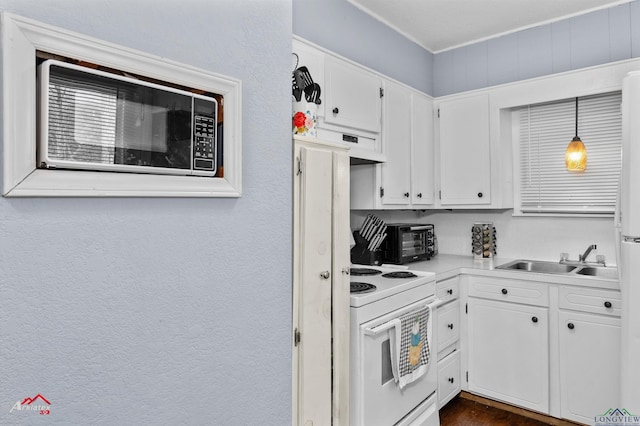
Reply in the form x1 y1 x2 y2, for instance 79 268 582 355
349 265 440 426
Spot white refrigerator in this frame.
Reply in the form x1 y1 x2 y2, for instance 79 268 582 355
619 71 640 413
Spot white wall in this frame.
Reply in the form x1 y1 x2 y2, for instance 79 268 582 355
352 210 616 265
0 1 292 424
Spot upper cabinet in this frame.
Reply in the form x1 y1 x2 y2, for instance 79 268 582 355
324 56 382 135
437 93 491 206
351 82 434 210
411 94 435 206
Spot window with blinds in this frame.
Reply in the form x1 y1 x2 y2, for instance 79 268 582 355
515 92 621 215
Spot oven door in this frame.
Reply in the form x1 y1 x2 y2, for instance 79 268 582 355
400 229 429 262
355 297 438 426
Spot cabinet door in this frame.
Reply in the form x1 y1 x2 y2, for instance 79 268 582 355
324 56 382 134
380 81 412 205
438 94 491 205
468 297 549 413
411 93 434 206
437 300 460 353
294 144 333 426
438 351 461 408
559 311 620 424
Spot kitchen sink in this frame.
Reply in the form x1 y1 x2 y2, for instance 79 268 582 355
575 267 619 280
496 259 618 280
496 260 577 274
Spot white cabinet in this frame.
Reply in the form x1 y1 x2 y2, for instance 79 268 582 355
467 295 549 413
435 277 461 408
351 84 434 209
293 136 350 426
438 350 460 408
324 55 382 134
437 93 491 206
558 286 621 425
379 80 412 205
411 93 435 206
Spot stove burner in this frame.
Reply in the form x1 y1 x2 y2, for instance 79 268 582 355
350 267 382 276
382 271 418 279
350 282 377 294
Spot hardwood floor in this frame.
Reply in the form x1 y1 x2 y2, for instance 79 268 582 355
440 394 581 426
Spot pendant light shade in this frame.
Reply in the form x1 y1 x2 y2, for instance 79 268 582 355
566 97 587 171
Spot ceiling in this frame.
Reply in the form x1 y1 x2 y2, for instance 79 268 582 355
348 0 633 53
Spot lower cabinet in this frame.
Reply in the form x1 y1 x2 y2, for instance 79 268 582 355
462 276 621 424
558 287 621 425
467 297 549 413
435 278 461 408
438 350 460 408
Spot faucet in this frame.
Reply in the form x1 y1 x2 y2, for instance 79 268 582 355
559 245 606 266
579 244 597 262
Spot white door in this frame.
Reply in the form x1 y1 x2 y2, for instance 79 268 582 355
467 297 549 413
621 72 640 237
295 145 333 426
559 311 620 424
438 94 491 205
411 93 434 206
381 81 412 206
621 241 640 413
324 56 382 133
331 149 351 425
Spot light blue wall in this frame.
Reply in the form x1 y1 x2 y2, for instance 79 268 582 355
0 1 292 425
434 0 640 96
293 0 434 95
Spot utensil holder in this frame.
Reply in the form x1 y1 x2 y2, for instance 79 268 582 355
350 231 383 266
292 101 317 137
472 222 497 260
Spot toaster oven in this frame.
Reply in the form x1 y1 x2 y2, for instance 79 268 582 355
382 224 436 264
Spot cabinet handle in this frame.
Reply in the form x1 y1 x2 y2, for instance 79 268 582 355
531 316 538 323
417 193 423 198
448 377 454 383
447 289 453 295
478 192 483 198
501 288 508 295
404 192 410 197
320 271 330 279
447 323 454 330
568 322 575 330
604 301 612 308
332 107 339 114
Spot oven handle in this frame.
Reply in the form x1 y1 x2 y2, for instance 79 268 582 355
363 298 446 336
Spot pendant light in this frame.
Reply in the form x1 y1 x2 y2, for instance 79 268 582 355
565 97 587 171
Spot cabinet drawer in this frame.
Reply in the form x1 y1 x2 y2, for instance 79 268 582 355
438 350 460 408
437 300 460 352
468 276 549 307
559 286 621 317
436 279 460 304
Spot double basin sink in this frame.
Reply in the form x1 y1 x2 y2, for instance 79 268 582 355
496 259 618 280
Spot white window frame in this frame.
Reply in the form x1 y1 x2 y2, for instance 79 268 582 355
1 12 242 197
486 57 640 217
511 92 622 217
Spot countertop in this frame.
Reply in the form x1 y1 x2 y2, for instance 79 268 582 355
392 254 620 290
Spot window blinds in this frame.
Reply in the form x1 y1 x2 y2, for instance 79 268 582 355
517 92 621 215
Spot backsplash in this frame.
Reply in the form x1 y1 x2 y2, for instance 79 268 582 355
351 209 616 265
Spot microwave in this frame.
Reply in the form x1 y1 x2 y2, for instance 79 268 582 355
382 224 436 264
38 60 218 176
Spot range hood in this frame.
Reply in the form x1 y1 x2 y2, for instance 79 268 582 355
316 128 386 164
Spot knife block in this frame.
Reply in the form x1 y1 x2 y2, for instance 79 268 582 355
350 231 383 266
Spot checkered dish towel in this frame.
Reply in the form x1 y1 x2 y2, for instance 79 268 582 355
389 305 432 389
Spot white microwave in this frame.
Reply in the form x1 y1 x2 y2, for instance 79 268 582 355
38 59 218 176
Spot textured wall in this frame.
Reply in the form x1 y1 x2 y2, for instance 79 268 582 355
292 0 434 95
434 0 640 96
0 1 292 425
